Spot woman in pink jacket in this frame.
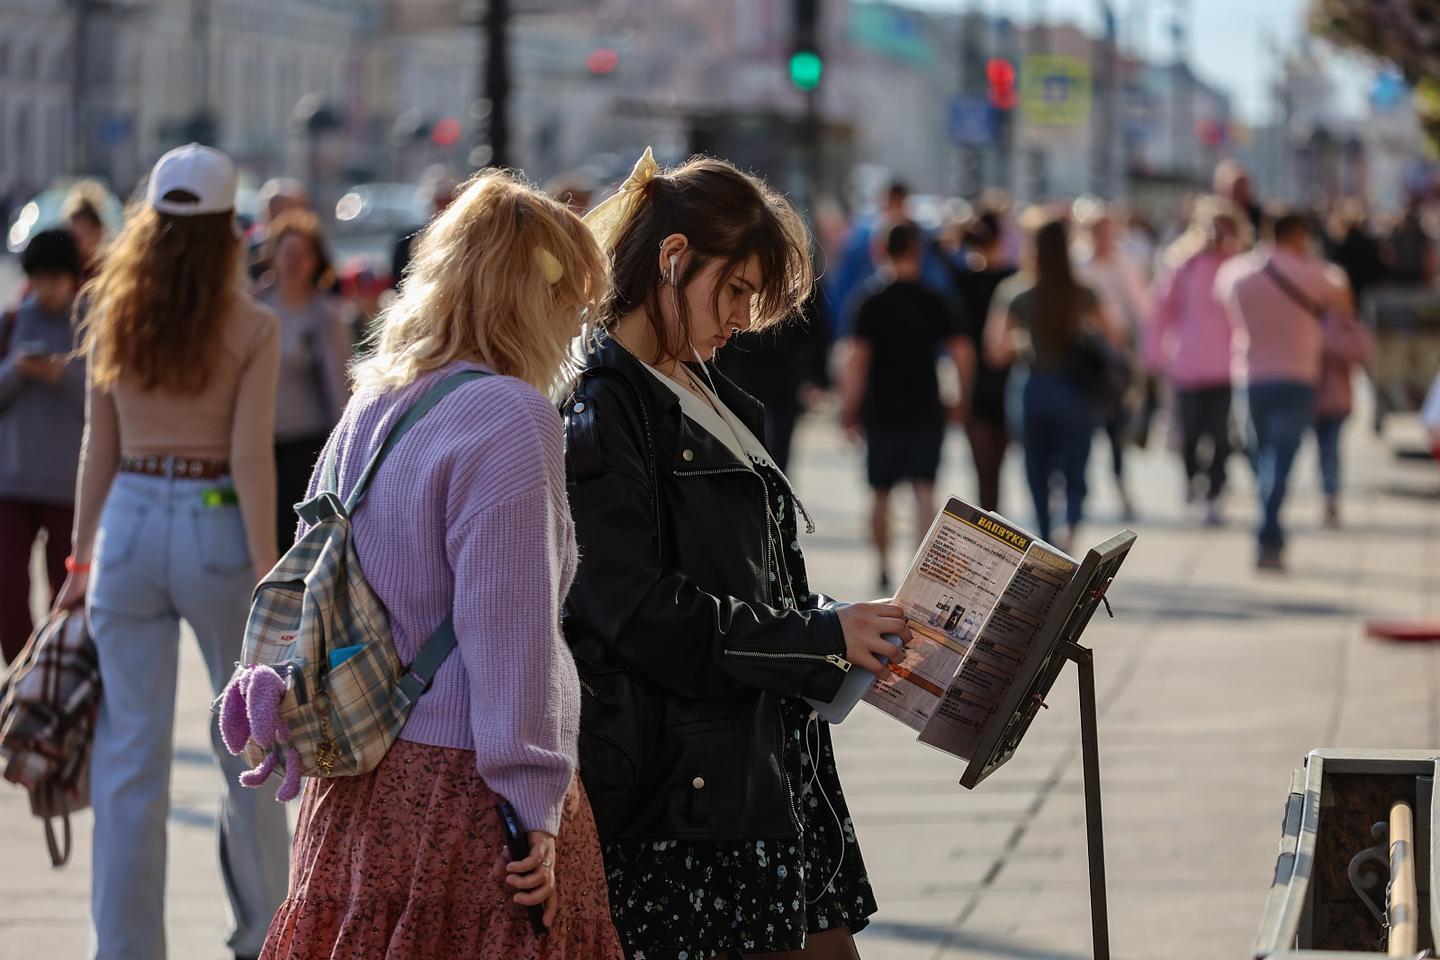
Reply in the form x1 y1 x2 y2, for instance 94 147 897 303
1147 201 1245 525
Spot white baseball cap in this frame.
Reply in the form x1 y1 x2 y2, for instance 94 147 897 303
146 143 237 216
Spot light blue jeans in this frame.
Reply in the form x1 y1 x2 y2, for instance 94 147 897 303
1314 414 1345 497
87 473 290 960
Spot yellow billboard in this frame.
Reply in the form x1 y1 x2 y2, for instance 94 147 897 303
1021 54 1092 127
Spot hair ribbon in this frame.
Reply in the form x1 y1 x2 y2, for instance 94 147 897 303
581 146 659 253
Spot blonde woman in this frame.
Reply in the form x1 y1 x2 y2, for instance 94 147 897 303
258 172 623 959
54 144 291 960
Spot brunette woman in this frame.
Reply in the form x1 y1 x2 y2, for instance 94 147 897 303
54 144 290 960
985 215 1120 549
564 150 909 959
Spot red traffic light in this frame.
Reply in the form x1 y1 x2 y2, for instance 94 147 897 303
431 117 462 147
586 48 619 76
987 58 1017 110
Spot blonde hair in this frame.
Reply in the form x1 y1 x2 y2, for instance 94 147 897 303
353 171 607 395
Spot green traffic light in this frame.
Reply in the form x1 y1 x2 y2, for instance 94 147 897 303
789 50 823 91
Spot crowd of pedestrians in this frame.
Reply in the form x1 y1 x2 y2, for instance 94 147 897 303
821 161 1407 575
0 142 1427 960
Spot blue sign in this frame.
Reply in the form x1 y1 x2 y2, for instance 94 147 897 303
948 95 994 147
100 115 133 146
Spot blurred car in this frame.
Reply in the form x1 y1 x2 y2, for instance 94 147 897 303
331 183 428 236
6 182 124 254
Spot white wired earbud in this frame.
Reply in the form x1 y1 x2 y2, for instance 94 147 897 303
803 708 847 905
667 249 724 396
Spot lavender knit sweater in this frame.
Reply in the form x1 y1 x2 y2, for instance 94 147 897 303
303 361 580 836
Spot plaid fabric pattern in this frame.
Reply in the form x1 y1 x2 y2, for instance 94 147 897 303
237 492 415 778
0 611 99 865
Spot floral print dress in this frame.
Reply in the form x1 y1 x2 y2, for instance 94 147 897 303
602 456 878 960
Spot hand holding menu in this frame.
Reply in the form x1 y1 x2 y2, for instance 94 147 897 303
860 498 1080 762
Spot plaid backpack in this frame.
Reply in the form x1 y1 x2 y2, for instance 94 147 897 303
218 370 489 798
0 610 100 866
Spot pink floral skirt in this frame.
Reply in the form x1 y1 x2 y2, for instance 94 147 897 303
259 739 624 960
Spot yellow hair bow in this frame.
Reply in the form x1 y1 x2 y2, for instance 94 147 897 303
534 247 564 285
581 146 659 253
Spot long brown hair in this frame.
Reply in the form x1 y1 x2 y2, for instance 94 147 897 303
82 199 241 394
1031 217 1083 355
600 156 812 364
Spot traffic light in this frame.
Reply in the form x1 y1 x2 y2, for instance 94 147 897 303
790 0 822 93
987 58 1017 110
586 47 618 76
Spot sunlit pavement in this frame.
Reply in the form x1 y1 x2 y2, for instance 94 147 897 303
1 255 1436 959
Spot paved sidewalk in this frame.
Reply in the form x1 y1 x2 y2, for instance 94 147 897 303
1 385 1437 960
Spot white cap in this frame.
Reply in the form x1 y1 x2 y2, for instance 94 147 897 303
146 143 237 216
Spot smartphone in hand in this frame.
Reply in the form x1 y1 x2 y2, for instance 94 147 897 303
497 801 549 937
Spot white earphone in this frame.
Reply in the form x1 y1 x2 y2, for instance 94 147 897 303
669 254 678 286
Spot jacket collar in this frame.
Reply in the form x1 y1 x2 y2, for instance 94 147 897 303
585 332 768 447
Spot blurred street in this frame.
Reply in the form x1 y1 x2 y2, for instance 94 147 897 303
2 251 1438 959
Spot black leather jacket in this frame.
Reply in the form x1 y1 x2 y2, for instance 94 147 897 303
561 334 850 843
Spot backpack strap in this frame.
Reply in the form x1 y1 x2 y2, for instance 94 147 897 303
396 614 457 705
299 369 493 525
343 369 493 514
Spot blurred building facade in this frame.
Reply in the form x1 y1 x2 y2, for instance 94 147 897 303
0 0 1424 220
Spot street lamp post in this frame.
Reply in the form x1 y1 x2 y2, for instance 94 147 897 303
483 0 511 169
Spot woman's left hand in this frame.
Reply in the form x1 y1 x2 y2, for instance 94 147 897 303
493 829 559 930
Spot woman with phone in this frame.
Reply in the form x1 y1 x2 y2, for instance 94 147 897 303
257 171 622 960
563 150 910 959
53 143 292 960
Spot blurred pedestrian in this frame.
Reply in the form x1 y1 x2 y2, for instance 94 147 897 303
1215 159 1263 241
1325 198 1387 308
1148 199 1247 524
391 165 459 291
1384 196 1436 287
1314 286 1374 528
943 210 1016 513
257 209 350 552
247 177 310 283
0 229 86 664
52 143 290 960
986 216 1118 550
564 150 898 959
1075 201 1150 520
1217 209 1349 570
714 286 830 474
259 172 623 960
336 254 391 351
843 219 975 589
62 180 110 278
830 179 910 326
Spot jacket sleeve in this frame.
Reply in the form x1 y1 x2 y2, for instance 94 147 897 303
563 375 848 705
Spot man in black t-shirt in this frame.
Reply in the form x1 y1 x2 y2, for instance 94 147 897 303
840 220 975 590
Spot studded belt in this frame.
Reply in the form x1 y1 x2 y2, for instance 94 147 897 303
118 455 231 480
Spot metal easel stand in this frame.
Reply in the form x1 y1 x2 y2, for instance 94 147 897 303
1061 639 1111 960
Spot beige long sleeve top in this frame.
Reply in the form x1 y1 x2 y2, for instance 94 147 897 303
72 293 282 571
